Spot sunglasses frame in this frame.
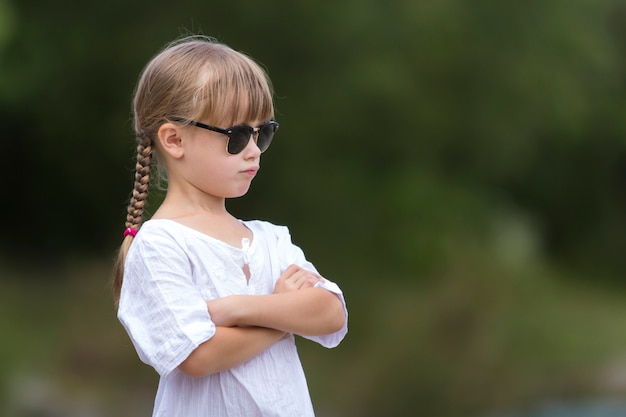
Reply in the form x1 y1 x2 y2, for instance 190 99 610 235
171 117 279 154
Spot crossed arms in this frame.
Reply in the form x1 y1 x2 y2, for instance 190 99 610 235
178 265 346 377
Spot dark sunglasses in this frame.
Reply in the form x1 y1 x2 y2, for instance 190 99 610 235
173 118 279 154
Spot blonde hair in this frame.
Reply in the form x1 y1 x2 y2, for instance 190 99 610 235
112 35 275 303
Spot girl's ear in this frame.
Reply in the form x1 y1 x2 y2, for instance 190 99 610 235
157 123 184 159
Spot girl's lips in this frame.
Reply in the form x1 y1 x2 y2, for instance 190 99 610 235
242 166 259 175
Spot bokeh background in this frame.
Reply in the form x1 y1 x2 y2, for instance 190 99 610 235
2 0 626 416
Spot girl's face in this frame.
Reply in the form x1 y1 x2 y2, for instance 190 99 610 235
174 119 265 200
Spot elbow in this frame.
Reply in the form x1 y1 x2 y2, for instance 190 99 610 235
178 356 217 378
296 293 346 337
178 361 207 378
324 294 347 334
179 359 224 378
177 342 223 377
329 307 346 334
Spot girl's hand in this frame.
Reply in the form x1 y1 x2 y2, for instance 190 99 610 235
273 264 323 294
205 265 325 328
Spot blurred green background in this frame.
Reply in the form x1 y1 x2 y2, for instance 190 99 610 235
2 0 626 416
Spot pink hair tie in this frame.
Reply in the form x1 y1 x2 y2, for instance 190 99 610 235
123 228 138 238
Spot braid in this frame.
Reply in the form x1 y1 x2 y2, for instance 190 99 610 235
113 131 153 304
125 135 153 230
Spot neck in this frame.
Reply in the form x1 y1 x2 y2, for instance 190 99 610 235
152 188 229 221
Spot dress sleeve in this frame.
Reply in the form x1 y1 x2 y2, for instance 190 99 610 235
275 225 348 348
117 230 216 376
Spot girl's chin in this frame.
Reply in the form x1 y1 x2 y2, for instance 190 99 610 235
230 186 252 199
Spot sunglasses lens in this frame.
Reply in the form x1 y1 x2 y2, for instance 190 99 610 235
256 123 277 153
227 127 253 154
226 122 278 154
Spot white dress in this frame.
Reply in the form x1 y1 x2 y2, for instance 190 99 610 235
117 219 348 417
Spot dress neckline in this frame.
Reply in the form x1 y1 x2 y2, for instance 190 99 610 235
145 218 255 252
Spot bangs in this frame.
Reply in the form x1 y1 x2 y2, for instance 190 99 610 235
195 48 274 127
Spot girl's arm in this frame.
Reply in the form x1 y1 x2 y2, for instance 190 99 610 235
179 265 314 376
182 265 344 377
208 265 346 336
234 288 345 336
178 325 284 377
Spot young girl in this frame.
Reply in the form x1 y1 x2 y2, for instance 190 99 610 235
112 35 348 417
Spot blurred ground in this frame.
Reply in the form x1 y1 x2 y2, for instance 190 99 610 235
2 251 626 417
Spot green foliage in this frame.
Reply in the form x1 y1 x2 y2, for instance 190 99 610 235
0 0 15 54
1 0 625 278
4 254 626 417
2 0 626 415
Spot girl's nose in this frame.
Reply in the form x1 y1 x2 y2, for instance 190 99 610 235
243 132 261 156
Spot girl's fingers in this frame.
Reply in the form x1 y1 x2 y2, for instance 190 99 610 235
292 272 311 288
273 264 323 292
291 270 321 289
282 264 301 278
300 278 317 289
